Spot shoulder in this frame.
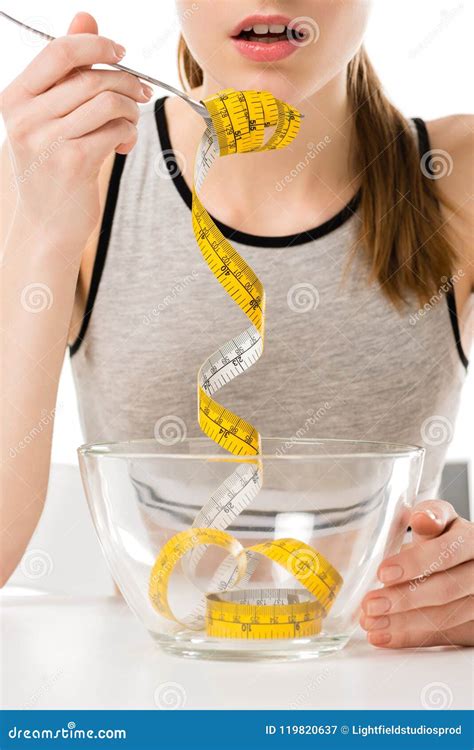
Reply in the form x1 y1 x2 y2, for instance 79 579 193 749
425 113 473 154
425 114 473 196
424 115 474 288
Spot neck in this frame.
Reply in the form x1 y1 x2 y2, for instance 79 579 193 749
200 69 354 193
168 69 357 235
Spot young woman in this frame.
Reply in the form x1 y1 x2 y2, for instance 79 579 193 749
1 2 472 649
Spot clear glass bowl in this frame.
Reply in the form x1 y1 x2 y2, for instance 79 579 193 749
78 437 424 661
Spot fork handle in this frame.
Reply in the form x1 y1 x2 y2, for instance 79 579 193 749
0 10 207 116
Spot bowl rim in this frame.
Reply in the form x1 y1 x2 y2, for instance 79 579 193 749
77 436 425 461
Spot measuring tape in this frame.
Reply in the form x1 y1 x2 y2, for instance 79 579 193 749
206 590 323 640
148 89 343 639
149 528 343 632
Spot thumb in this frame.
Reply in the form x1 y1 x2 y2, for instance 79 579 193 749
67 11 98 35
409 499 458 540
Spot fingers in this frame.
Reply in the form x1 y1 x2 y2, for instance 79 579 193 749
38 70 152 119
377 517 471 585
365 511 474 650
75 117 138 163
361 594 473 633
367 621 474 648
438 621 474 647
67 11 99 35
57 91 140 140
19 35 127 97
65 12 99 101
361 598 474 648
362 561 474 616
409 499 458 540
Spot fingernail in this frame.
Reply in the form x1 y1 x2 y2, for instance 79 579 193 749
365 597 391 616
369 631 392 646
113 44 126 60
142 84 153 99
379 565 403 583
414 509 441 523
364 615 390 631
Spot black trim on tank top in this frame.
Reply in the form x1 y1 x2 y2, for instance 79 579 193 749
69 105 469 369
446 282 469 369
153 96 361 248
69 153 127 357
413 117 469 370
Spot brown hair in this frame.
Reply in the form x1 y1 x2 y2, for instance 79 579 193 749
178 38 457 307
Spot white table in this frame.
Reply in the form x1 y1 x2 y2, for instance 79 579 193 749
1 594 471 710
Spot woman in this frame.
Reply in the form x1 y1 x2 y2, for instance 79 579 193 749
1 2 472 649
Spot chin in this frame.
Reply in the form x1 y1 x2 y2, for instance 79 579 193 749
212 65 307 107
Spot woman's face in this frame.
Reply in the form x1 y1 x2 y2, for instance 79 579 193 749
177 0 371 103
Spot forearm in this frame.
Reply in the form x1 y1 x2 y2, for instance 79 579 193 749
0 221 81 585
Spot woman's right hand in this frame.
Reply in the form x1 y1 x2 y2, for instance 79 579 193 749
0 12 151 245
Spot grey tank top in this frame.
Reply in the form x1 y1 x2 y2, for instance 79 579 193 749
70 98 468 499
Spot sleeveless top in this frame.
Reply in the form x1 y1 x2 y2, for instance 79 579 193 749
70 98 468 499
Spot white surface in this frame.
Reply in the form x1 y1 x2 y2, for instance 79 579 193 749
0 594 472 710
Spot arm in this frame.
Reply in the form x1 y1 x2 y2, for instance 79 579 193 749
427 114 474 337
0 12 149 585
360 115 474 648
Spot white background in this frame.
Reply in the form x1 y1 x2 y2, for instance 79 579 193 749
1 0 472 466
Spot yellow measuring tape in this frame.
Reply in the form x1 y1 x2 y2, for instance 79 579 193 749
206 591 323 640
148 89 343 639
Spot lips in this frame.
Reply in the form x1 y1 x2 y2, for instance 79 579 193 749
230 14 305 62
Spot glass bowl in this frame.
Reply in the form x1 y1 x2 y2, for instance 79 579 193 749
78 437 424 661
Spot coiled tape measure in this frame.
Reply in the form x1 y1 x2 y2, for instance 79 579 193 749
149 89 343 639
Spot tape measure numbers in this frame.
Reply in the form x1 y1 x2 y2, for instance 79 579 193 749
149 529 343 635
206 589 323 640
148 89 343 639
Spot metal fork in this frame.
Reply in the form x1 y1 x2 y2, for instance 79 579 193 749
0 10 208 117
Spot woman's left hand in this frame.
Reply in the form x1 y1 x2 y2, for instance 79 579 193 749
360 500 473 648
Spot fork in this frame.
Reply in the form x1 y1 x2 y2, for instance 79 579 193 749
0 10 208 118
